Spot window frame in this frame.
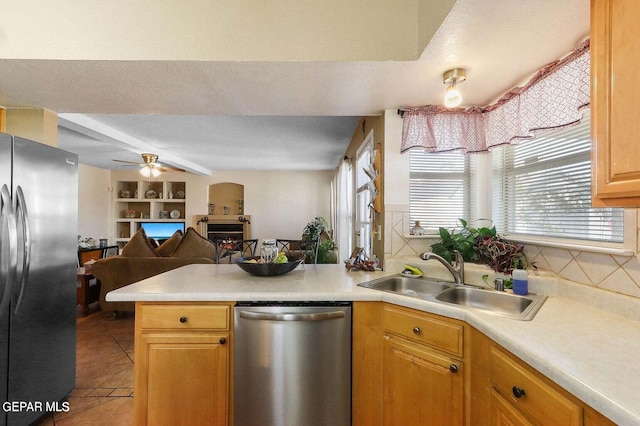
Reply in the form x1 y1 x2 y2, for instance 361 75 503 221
354 132 374 257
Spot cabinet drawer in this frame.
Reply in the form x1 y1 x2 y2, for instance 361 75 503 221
138 303 230 330
383 305 464 357
490 346 581 426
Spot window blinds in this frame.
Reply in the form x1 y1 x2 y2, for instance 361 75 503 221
409 151 470 231
494 115 624 243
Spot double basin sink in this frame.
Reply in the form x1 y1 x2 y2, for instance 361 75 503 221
358 274 547 321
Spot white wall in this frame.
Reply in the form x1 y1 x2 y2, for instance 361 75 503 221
0 1 444 61
77 164 111 241
103 168 333 243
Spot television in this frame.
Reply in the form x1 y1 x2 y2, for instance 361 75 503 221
139 222 185 240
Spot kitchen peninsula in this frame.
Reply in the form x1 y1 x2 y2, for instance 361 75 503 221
108 263 640 425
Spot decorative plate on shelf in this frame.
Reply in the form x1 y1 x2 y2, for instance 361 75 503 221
145 190 157 199
170 209 180 219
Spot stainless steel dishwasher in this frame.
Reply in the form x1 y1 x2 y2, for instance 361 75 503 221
234 302 352 426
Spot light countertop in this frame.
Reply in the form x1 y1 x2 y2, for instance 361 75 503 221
108 263 640 425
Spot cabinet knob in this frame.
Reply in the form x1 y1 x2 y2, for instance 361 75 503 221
179 316 187 323
412 327 421 335
449 364 458 373
512 386 526 398
219 337 226 345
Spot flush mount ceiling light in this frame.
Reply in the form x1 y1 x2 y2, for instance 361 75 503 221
443 68 466 108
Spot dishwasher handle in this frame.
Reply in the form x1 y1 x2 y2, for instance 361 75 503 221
239 310 345 322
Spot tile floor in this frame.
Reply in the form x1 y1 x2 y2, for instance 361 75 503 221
35 305 135 425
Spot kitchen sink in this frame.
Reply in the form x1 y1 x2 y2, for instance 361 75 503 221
434 286 547 321
357 275 453 298
358 274 548 321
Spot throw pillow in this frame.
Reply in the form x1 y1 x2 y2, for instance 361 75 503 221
121 228 159 257
171 227 215 260
156 229 184 257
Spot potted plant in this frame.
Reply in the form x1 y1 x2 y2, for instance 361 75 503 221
431 218 531 276
430 219 494 264
302 217 337 264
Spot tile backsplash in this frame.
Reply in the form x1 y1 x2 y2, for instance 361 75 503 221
384 208 640 300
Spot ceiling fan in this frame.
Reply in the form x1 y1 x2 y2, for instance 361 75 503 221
113 153 185 177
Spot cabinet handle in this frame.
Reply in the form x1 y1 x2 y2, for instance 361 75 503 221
412 327 421 335
512 386 526 398
449 364 458 373
179 316 187 323
219 337 226 345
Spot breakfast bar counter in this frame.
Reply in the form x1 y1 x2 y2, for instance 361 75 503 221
108 263 640 425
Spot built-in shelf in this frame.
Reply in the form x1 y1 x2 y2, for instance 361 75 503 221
115 180 187 245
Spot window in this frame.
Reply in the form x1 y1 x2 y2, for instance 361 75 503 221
355 134 374 256
408 113 624 245
493 114 624 243
409 151 472 231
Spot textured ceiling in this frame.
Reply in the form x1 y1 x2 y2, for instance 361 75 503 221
0 0 590 174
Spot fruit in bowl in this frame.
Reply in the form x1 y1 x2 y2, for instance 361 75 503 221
274 252 288 264
241 252 289 264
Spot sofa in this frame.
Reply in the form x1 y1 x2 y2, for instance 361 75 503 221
92 227 215 313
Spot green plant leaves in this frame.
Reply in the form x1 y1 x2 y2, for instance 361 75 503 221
430 218 530 272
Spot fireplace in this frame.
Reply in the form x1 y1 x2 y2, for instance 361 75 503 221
195 215 251 242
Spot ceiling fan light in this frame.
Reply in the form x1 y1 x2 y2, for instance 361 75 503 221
444 84 462 108
140 166 151 177
150 167 161 177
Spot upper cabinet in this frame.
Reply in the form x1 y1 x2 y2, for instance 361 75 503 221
591 0 640 206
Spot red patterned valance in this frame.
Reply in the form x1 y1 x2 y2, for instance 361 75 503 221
401 39 590 153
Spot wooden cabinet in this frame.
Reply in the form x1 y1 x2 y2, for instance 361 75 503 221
352 302 466 426
354 305 618 426
490 390 534 426
383 336 464 425
591 0 640 206
134 302 232 426
489 346 581 426
352 302 384 426
381 304 465 425
115 180 186 245
470 327 616 426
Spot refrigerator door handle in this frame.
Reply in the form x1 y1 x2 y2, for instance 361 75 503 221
1 184 18 311
13 185 31 313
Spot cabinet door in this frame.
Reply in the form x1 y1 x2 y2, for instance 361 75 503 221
591 0 640 206
490 390 534 426
135 332 229 426
383 335 463 426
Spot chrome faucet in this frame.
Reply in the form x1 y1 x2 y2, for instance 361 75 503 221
419 250 465 285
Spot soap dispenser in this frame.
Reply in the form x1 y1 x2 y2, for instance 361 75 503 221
512 267 528 295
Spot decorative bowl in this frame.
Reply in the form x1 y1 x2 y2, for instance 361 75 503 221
236 256 304 277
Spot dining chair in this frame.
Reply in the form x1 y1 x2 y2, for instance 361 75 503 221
275 239 319 264
215 239 258 264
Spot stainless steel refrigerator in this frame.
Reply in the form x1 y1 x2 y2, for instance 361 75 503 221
0 133 78 425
